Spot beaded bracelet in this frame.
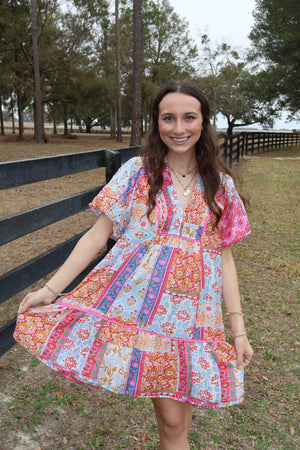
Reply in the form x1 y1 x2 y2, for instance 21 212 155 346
45 283 62 297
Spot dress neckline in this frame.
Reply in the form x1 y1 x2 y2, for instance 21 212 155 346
164 163 200 215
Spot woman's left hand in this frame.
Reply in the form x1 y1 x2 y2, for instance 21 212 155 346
234 335 254 370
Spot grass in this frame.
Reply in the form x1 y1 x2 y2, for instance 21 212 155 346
0 136 299 449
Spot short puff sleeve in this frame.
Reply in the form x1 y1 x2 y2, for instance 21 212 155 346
218 174 250 248
89 157 144 240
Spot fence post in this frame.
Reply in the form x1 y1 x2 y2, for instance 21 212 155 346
236 134 240 163
105 150 122 183
241 132 245 157
105 150 122 254
229 135 233 167
257 133 260 154
223 134 228 164
245 132 249 156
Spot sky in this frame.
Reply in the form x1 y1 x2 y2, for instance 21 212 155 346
169 0 256 49
168 0 298 130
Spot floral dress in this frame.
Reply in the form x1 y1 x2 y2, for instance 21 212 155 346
14 157 250 408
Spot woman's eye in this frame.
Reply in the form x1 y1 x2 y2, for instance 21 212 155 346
185 115 195 121
163 116 173 122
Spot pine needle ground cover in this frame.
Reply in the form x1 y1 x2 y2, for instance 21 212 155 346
0 139 299 449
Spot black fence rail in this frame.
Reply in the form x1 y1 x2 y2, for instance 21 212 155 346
0 131 299 356
219 131 300 165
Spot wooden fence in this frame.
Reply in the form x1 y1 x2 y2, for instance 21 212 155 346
0 131 299 356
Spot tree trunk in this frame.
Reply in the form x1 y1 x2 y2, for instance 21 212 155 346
0 94 4 136
11 94 15 134
31 0 44 143
115 0 122 142
110 107 116 139
12 111 15 134
63 103 68 135
14 48 24 140
16 88 24 140
130 0 143 146
53 108 57 135
143 100 147 135
227 121 234 135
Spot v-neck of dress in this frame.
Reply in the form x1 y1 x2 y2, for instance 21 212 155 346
165 164 199 216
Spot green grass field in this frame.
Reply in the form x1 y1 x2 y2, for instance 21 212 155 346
0 138 299 449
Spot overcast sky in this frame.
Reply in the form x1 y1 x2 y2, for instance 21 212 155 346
168 0 298 130
169 0 256 49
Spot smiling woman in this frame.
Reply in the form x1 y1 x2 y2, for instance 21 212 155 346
14 80 253 450
158 92 203 157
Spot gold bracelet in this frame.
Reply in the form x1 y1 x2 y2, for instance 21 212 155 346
232 332 247 339
226 310 244 317
45 283 61 297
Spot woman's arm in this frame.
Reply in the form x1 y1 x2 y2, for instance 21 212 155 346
222 246 254 369
18 213 113 313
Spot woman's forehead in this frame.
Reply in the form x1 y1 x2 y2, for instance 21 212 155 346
159 92 201 114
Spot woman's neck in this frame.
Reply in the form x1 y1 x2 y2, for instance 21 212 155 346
166 153 197 174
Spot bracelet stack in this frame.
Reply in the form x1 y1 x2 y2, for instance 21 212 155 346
226 310 244 317
226 310 247 340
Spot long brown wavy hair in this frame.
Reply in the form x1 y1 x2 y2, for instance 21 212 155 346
140 80 235 228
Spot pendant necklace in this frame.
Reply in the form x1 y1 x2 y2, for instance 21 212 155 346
168 164 197 197
174 166 197 178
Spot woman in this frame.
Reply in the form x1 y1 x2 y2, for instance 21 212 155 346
15 80 253 449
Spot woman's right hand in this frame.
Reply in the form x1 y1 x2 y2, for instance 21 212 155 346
18 287 56 314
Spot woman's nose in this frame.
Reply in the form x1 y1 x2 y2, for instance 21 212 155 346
173 120 185 134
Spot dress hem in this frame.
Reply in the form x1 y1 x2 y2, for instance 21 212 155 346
27 348 243 409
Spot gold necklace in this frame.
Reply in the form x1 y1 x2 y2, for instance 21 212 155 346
168 165 197 197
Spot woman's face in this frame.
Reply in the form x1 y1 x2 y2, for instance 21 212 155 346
158 92 203 158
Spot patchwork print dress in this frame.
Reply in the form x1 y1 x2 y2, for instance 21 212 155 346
14 157 250 408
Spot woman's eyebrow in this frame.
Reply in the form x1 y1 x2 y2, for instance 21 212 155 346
160 111 199 116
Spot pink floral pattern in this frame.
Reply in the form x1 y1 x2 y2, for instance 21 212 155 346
14 157 250 408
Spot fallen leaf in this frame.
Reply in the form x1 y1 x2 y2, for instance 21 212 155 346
63 437 68 444
290 426 295 436
133 445 141 450
269 409 277 417
257 346 265 349
141 432 149 442
57 391 64 398
262 376 268 381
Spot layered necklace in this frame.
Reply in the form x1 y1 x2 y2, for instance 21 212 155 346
167 162 198 197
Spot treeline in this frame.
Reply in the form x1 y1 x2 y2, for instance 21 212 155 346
0 0 298 141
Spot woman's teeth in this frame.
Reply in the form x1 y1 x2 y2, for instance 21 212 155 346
171 137 189 143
